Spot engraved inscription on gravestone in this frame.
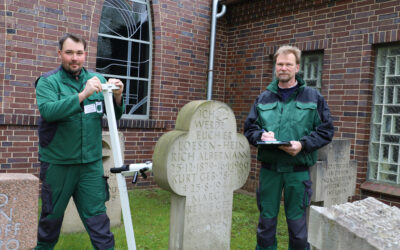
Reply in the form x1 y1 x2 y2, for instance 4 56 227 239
0 174 38 250
0 194 21 250
320 163 356 206
153 100 250 250
310 139 356 207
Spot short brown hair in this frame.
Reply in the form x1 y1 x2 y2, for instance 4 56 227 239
273 45 301 64
58 33 87 50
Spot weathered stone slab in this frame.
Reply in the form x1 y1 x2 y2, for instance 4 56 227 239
0 174 39 250
61 132 122 233
153 100 251 250
308 197 400 250
310 139 357 206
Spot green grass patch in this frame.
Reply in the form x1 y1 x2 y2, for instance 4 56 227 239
52 189 288 249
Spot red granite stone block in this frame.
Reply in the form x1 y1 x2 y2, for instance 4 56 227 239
0 174 38 249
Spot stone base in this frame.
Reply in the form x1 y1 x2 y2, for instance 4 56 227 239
308 197 400 250
0 174 39 249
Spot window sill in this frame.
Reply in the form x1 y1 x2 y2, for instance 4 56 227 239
0 114 39 126
102 118 166 129
360 181 400 197
0 114 167 130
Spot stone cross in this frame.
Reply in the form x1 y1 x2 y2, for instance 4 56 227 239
310 139 357 207
61 132 122 233
0 174 38 250
153 100 250 250
308 197 400 249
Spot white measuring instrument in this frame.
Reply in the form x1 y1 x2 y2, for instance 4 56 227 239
101 84 152 250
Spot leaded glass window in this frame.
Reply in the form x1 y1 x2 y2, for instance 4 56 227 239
369 45 400 185
96 0 152 119
298 52 323 91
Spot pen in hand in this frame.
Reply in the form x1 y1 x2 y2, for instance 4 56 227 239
261 129 276 141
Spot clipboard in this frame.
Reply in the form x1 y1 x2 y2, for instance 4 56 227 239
257 141 291 148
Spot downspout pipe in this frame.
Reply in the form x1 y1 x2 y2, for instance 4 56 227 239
207 0 226 100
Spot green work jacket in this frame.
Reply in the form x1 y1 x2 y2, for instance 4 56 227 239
244 75 334 172
36 66 124 164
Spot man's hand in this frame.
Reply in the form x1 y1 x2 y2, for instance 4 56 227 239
107 78 124 106
279 141 302 156
261 130 276 141
79 76 102 103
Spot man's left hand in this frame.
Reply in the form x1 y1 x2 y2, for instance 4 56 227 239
279 141 302 156
107 78 124 106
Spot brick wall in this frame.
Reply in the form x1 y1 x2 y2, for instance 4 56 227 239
0 0 213 189
151 0 210 120
219 0 400 206
0 125 39 173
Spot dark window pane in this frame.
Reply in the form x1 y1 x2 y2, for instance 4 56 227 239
389 47 400 55
131 43 150 78
388 76 400 85
383 135 400 143
386 86 394 104
388 56 395 75
124 80 148 115
386 106 400 114
392 145 399 163
96 36 128 76
306 80 317 88
395 116 400 134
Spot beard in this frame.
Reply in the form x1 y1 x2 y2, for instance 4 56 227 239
63 63 82 76
277 73 291 82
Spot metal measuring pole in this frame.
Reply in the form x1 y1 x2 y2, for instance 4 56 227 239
101 84 136 250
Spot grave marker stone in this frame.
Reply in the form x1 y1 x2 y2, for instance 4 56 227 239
310 139 357 207
153 100 250 250
0 174 38 250
61 132 122 233
308 197 400 250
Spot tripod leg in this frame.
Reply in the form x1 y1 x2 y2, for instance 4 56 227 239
102 87 136 250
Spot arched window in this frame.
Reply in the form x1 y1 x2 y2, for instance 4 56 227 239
96 0 152 119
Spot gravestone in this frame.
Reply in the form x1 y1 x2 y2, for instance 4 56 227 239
0 174 38 250
153 100 251 250
308 197 400 250
61 132 122 233
310 139 357 207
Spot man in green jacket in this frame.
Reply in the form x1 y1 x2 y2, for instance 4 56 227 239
35 33 124 250
244 45 334 250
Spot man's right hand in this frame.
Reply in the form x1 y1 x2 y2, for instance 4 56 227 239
78 76 102 103
261 130 276 141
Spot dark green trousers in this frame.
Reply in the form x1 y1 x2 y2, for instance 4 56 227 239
256 168 312 250
35 159 115 250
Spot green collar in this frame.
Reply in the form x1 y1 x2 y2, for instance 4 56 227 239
59 66 88 92
267 75 306 94
59 66 88 80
